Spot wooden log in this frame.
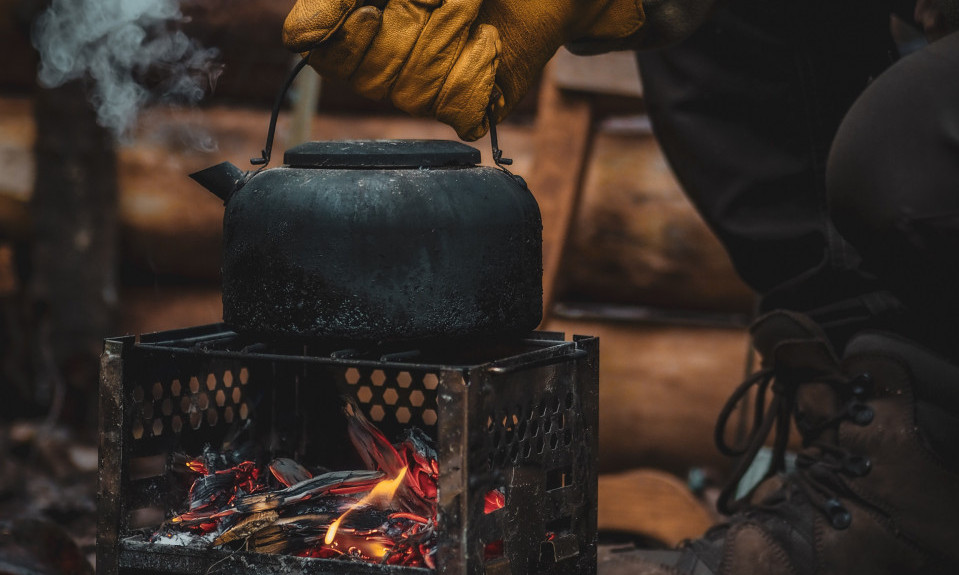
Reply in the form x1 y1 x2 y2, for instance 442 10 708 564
543 316 751 475
558 125 755 313
598 469 715 546
527 61 594 323
0 97 34 205
551 48 643 98
119 286 222 335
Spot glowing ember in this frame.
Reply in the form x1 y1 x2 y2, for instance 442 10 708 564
484 489 505 514
156 401 440 568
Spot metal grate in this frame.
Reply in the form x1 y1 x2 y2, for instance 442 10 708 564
98 325 598 575
486 390 579 468
342 367 439 428
130 367 253 440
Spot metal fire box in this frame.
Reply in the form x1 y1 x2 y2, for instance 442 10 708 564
97 325 599 575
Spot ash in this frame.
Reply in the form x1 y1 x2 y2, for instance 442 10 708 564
151 530 218 547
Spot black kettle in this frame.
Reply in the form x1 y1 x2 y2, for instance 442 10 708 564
190 59 542 343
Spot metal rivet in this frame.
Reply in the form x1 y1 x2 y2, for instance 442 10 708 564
855 406 874 426
851 372 873 398
844 455 872 477
826 499 852 529
848 403 874 425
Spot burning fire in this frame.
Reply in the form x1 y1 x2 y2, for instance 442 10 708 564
156 400 506 569
325 467 408 547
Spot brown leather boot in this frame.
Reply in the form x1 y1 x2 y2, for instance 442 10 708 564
603 311 959 575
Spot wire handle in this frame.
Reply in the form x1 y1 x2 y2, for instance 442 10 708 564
251 54 313 167
486 102 527 188
487 103 512 168
252 56 526 192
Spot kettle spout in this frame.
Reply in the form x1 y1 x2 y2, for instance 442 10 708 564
190 162 246 203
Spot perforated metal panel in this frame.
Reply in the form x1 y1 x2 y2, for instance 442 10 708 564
130 366 253 441
342 367 440 428
98 326 598 575
485 390 579 468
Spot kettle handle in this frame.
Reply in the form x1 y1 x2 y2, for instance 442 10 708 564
250 54 313 168
249 53 516 176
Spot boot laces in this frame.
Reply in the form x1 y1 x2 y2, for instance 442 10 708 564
714 366 875 529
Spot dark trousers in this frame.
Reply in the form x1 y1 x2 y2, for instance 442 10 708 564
827 30 959 355
636 0 956 354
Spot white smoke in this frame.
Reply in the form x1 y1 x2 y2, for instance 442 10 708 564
33 0 223 140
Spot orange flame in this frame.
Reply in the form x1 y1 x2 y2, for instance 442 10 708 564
328 529 393 560
325 467 409 546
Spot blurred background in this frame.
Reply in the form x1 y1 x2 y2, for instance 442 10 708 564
0 0 762 571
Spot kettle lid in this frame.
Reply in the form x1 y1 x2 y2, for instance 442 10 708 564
283 139 481 169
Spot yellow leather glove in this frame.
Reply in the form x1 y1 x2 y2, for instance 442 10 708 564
283 0 644 141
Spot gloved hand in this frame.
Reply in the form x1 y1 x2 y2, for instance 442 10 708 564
283 0 644 140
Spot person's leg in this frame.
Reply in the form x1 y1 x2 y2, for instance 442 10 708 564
636 0 903 351
619 311 959 575
827 29 959 358
625 18 959 575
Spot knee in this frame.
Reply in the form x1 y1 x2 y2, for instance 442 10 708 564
825 136 903 253
827 34 959 255
825 99 907 253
